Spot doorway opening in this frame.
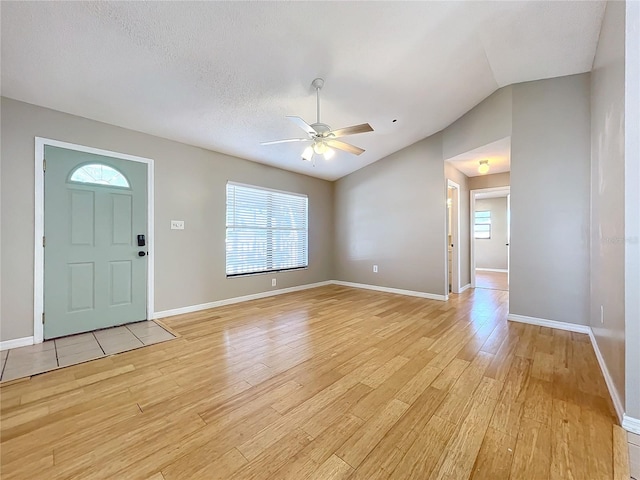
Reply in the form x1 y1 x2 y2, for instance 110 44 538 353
470 186 510 291
34 138 155 344
446 179 460 294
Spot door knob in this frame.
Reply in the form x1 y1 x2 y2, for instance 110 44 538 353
138 251 146 257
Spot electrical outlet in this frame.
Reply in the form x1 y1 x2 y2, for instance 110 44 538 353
170 220 184 230
373 265 378 273
600 305 604 324
272 278 277 287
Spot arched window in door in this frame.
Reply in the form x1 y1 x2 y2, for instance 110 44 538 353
69 163 130 188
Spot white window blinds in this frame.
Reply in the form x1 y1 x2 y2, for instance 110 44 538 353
226 182 308 276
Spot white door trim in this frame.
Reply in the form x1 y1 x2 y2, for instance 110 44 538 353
470 186 510 288
446 179 461 294
34 137 155 344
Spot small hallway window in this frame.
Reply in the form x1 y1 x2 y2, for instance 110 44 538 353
474 210 491 239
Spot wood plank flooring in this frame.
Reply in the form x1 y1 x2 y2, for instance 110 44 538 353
475 270 509 291
0 285 618 479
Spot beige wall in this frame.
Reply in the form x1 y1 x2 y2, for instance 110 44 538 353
510 74 591 326
334 134 446 296
0 98 334 342
590 0 626 414
444 163 470 287
475 197 508 270
469 172 510 190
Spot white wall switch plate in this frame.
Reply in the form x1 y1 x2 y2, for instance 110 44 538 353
373 265 378 273
171 220 185 230
272 278 277 287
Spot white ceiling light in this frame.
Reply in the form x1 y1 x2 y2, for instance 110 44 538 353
478 159 490 175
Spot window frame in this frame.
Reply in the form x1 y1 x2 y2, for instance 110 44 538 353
474 210 492 239
225 181 309 277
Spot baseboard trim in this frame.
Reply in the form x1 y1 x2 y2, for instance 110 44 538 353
476 268 508 273
0 336 34 352
154 281 333 319
332 280 447 301
459 283 472 293
507 313 591 334
623 415 640 435
589 330 625 423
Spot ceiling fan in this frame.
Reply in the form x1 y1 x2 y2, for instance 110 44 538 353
261 78 374 162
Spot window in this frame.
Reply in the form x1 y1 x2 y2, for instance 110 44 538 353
226 182 308 276
474 210 491 239
69 163 130 188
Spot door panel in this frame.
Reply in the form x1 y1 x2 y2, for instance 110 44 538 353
70 190 95 245
44 145 148 339
110 261 133 306
68 262 95 311
111 194 133 245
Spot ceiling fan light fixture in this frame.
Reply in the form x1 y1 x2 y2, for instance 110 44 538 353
478 159 490 175
302 146 314 162
313 141 327 155
323 148 335 160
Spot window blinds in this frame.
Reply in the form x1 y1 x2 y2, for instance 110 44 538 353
226 182 308 276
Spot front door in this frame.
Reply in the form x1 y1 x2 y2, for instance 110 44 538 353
44 145 148 339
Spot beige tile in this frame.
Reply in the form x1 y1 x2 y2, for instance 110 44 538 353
1 349 9 360
139 330 175 345
126 321 163 336
57 349 105 368
99 337 144 355
94 326 134 341
4 349 57 369
629 432 640 447
56 337 101 357
54 332 97 348
9 341 55 357
2 357 59 381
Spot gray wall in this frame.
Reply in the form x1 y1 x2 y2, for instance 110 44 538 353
334 134 446 296
443 87 512 160
469 172 510 190
445 163 471 288
625 0 640 422
590 0 626 414
510 74 591 325
1 97 334 342
475 197 508 270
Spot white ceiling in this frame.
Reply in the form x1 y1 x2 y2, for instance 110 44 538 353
1 2 605 181
446 137 511 177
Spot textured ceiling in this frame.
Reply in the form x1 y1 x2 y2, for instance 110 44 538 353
446 137 511 177
1 1 605 180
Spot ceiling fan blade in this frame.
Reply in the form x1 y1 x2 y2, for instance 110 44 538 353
261 138 309 146
326 139 365 156
327 123 373 138
286 116 318 136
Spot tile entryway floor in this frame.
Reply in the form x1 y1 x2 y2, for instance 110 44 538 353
0 321 175 382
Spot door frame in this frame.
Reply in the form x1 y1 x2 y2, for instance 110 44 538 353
34 137 155 344
470 186 510 288
446 179 461 294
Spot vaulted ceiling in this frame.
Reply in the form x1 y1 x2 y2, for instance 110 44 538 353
1 1 605 180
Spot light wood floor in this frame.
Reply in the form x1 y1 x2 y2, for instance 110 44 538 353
476 270 509 291
0 285 618 479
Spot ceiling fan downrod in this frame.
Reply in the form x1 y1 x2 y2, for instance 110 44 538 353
312 78 324 125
